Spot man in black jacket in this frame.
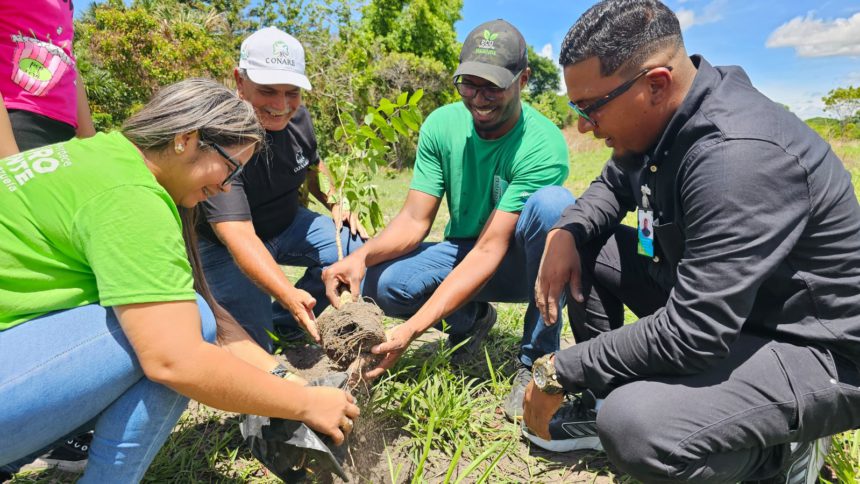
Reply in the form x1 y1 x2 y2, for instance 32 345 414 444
523 1 860 482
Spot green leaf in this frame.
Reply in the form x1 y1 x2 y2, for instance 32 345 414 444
317 172 331 194
359 124 377 140
370 200 384 230
371 112 389 131
483 29 491 40
378 124 396 143
396 91 408 106
369 136 387 155
379 98 395 116
390 116 409 137
334 126 344 141
409 105 424 124
401 109 420 131
409 89 424 106
489 32 498 41
363 112 375 126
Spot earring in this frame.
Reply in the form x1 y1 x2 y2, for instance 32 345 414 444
175 143 184 154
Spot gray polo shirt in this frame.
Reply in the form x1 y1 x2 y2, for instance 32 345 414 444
554 55 860 394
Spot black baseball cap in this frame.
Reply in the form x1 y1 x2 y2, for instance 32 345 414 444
454 19 528 88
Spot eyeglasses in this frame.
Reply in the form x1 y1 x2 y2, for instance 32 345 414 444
454 69 523 102
568 66 673 127
201 141 245 186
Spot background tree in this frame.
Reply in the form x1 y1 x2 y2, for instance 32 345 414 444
525 45 560 97
823 85 860 139
74 0 234 129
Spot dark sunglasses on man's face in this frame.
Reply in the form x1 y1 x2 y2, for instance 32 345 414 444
201 141 245 186
568 65 673 127
454 70 523 102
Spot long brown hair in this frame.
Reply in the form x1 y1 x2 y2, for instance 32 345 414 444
180 206 237 341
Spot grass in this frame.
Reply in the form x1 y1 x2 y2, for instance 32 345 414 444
11 134 860 483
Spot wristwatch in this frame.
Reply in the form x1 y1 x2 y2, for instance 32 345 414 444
269 363 293 379
532 353 564 394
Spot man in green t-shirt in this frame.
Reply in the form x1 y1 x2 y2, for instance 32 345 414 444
322 19 574 420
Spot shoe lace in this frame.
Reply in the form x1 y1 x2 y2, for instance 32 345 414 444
555 390 598 422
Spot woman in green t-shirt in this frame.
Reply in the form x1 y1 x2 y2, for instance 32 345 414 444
0 78 359 482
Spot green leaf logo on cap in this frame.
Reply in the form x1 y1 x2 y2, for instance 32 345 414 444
477 30 499 55
272 40 290 58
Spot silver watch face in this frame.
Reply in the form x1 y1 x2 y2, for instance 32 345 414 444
533 365 548 388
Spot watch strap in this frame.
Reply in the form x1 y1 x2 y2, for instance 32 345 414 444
269 363 293 379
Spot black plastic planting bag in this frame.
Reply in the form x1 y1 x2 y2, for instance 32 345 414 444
240 372 350 482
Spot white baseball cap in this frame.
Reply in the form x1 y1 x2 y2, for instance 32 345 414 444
238 27 312 90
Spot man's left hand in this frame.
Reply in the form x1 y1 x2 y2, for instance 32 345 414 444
364 322 420 379
332 204 370 240
523 380 564 440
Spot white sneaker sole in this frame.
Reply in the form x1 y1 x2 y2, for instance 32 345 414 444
522 427 604 453
20 457 87 473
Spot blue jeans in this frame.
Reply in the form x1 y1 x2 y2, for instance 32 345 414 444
363 186 576 366
198 206 364 352
0 294 217 482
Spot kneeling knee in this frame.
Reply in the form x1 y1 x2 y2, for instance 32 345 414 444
598 385 675 481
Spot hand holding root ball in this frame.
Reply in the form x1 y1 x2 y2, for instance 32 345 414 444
315 291 387 382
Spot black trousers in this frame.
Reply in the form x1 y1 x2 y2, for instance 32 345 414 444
570 226 860 483
8 109 76 152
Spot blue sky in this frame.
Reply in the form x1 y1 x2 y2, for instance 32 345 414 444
457 0 860 119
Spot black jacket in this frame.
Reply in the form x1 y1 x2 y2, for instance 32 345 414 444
554 56 860 394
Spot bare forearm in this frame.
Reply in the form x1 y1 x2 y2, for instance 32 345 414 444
74 74 96 139
409 243 506 332
117 301 312 418
0 98 19 158
359 214 429 267
160 341 312 419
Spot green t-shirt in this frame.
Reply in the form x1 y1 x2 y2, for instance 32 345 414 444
410 102 569 239
0 131 195 330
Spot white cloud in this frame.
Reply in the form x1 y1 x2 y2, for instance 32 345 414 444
766 12 860 57
539 43 554 60
676 9 696 30
676 0 726 31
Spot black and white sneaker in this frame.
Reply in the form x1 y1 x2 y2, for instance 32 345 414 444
522 390 604 453
775 436 832 484
24 432 91 473
449 303 497 365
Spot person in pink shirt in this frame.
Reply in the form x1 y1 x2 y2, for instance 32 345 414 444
0 0 95 159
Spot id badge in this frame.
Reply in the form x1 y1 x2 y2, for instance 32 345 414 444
637 209 655 257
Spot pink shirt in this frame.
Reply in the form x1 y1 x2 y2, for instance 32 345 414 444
0 0 78 127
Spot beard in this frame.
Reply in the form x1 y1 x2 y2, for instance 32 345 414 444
611 149 647 171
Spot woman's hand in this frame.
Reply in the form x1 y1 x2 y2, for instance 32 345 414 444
300 387 360 445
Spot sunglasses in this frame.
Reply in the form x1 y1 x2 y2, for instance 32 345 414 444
454 69 523 102
201 141 245 187
568 66 673 127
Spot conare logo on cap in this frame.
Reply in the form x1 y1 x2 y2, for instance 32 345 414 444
267 40 296 67
475 29 499 56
